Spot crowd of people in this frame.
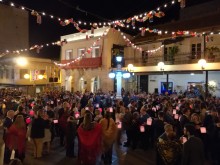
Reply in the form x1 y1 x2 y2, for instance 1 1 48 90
0 88 220 165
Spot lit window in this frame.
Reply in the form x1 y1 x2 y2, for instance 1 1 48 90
92 46 100 58
20 69 28 79
78 48 85 57
65 50 73 60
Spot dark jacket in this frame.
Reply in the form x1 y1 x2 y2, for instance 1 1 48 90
181 136 205 165
31 117 46 138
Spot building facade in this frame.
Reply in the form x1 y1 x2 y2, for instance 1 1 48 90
0 56 61 95
124 0 220 97
60 27 131 93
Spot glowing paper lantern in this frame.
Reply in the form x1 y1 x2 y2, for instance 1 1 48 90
176 106 179 110
173 109 177 114
147 118 152 126
200 127 207 133
29 110 34 116
26 118 31 124
174 114 179 120
53 120 58 124
96 104 99 108
99 108 102 113
75 112 80 119
140 126 145 132
117 122 122 129
109 107 113 112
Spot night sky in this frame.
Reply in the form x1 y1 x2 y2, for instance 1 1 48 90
4 0 202 60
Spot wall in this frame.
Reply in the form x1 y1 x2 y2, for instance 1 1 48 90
0 4 29 52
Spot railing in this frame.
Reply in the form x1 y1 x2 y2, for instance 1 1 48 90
125 52 220 66
61 57 102 69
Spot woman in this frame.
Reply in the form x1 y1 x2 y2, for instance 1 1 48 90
6 115 27 162
99 111 117 165
77 113 102 165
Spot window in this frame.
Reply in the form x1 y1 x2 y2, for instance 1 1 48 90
65 50 73 60
191 43 201 59
92 46 100 58
11 69 14 79
78 48 85 57
142 51 148 63
20 69 28 79
164 47 169 61
5 69 9 79
0 70 3 79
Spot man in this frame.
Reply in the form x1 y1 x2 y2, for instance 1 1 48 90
3 110 15 164
181 124 205 165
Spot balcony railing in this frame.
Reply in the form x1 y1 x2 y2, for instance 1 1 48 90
125 52 220 66
61 57 102 69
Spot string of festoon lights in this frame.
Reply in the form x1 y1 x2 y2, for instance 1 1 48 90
54 28 110 67
0 39 68 57
0 0 185 32
118 29 164 54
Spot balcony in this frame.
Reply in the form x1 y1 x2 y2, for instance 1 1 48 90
61 57 102 69
125 52 220 67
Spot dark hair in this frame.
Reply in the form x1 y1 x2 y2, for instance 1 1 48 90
184 123 195 135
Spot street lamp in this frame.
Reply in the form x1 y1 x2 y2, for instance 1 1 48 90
16 57 28 66
198 59 208 99
109 56 132 99
198 59 207 70
157 61 169 94
157 61 165 71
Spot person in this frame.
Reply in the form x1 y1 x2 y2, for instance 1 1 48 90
6 115 27 162
30 109 46 158
9 158 23 165
3 110 15 164
77 113 102 165
157 124 181 165
99 111 117 165
181 124 205 165
65 116 77 158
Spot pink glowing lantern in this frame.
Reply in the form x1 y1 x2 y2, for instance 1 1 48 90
109 107 113 112
200 127 207 133
75 112 80 119
147 118 152 126
117 122 122 129
29 110 35 116
173 109 177 114
174 114 179 120
53 120 58 124
26 118 31 124
140 126 145 132
99 108 102 113
96 104 99 108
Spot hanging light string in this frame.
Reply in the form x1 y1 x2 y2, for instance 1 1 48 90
117 28 220 53
118 29 163 53
54 28 110 67
1 27 219 58
0 39 68 57
0 0 184 29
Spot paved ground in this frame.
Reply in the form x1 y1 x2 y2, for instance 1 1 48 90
23 135 156 165
0 130 156 165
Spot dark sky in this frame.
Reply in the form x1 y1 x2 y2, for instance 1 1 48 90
8 0 182 60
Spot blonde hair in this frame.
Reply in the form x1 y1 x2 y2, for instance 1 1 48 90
82 113 93 130
14 115 26 129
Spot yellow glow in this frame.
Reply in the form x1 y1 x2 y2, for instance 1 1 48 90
157 61 165 70
38 74 44 80
16 57 28 66
24 73 30 79
198 59 207 69
127 64 134 72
